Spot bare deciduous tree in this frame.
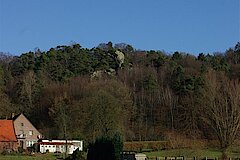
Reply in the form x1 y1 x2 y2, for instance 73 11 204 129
202 71 240 157
161 85 178 131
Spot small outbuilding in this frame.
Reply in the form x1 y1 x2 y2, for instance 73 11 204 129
38 140 83 154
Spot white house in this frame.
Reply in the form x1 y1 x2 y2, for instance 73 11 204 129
39 140 83 154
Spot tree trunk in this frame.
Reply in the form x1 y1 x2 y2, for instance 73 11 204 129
221 148 228 160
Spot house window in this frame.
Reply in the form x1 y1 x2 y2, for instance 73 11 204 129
21 123 24 126
27 141 33 147
19 130 24 138
29 130 33 135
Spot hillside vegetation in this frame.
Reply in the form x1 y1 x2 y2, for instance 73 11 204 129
0 42 240 153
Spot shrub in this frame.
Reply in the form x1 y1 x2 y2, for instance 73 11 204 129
123 142 144 152
87 137 115 160
123 141 169 152
164 131 207 149
65 149 85 160
87 134 123 160
112 133 123 160
18 147 24 153
147 141 169 151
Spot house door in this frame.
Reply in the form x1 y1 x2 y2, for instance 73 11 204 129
56 145 60 152
20 141 24 148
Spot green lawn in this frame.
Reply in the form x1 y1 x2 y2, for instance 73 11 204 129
144 149 240 159
0 153 61 160
1 149 240 159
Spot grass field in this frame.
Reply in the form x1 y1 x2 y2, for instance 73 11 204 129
144 149 240 159
0 149 240 159
0 153 61 160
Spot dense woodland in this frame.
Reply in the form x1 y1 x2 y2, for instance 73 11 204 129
0 42 240 151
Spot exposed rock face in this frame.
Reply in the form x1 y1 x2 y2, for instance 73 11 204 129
91 51 125 79
91 70 104 79
115 50 125 68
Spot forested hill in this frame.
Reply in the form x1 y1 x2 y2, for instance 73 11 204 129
0 42 240 144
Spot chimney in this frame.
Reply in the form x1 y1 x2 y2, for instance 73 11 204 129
11 113 15 119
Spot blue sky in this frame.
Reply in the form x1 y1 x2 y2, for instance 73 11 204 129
0 0 239 55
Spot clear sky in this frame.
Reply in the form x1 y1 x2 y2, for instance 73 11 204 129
0 0 239 55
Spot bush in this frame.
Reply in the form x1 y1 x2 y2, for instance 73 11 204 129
147 141 169 151
1 150 7 155
123 142 144 152
87 137 115 160
87 134 123 160
1 149 18 156
18 147 24 153
164 131 207 149
65 149 85 160
123 141 169 152
112 133 123 160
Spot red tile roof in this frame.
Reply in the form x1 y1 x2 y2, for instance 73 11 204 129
0 120 17 142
